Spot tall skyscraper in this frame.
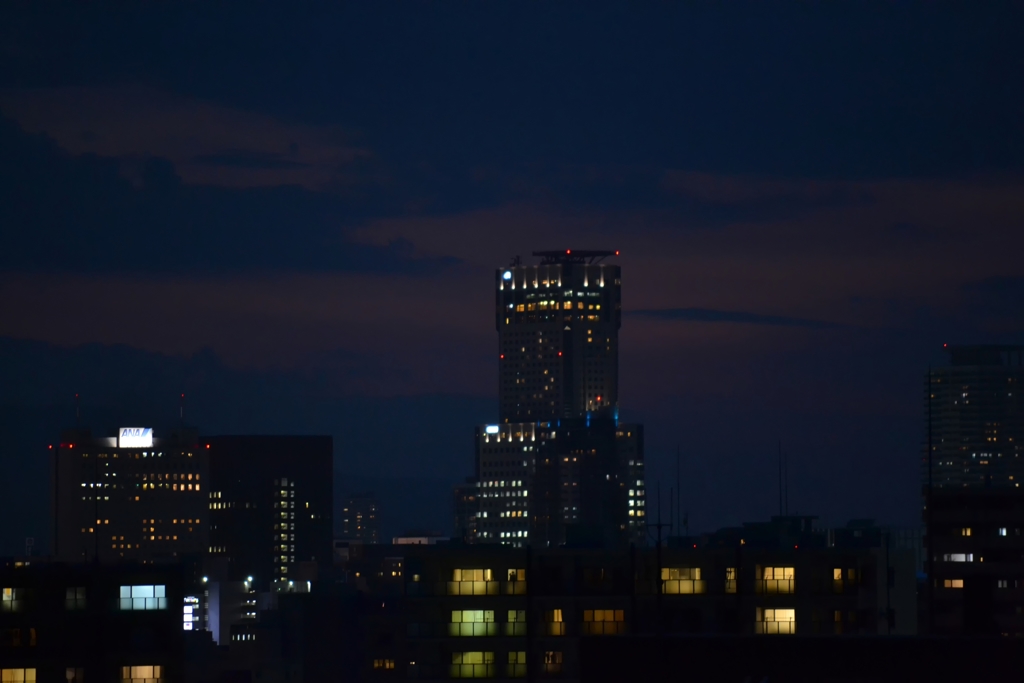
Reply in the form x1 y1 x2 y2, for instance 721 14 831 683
204 436 333 589
453 477 480 543
927 345 1024 490
53 427 209 563
925 345 1024 635
341 493 380 543
472 250 644 548
496 250 621 423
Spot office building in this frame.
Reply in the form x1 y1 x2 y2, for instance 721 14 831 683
334 517 917 681
496 250 621 423
0 560 184 683
470 250 644 548
204 436 333 590
52 427 208 563
924 346 1024 634
340 493 380 544
926 345 1024 490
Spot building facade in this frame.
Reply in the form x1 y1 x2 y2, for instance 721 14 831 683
0 561 184 683
52 427 208 564
926 345 1024 490
924 346 1024 634
204 436 333 590
341 493 381 544
468 250 644 549
496 251 621 423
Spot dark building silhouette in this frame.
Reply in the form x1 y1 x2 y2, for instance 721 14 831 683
927 345 1024 490
204 436 333 590
52 427 208 564
580 636 1024 683
470 250 644 548
924 346 1024 635
453 478 479 543
340 493 380 544
0 560 184 683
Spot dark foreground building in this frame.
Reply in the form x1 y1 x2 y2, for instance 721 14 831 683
204 436 333 590
579 636 1024 683
0 561 184 683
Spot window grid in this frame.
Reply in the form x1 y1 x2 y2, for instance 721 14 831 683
582 609 625 635
661 567 705 594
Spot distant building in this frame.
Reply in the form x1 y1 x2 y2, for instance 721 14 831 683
393 534 449 545
340 493 380 544
496 250 621 423
52 427 208 564
468 250 644 548
927 345 1024 490
924 346 1024 635
204 436 333 590
452 478 479 543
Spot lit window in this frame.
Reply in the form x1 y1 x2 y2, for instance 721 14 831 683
372 660 395 670
757 566 795 594
505 568 527 594
943 553 973 563
118 585 167 610
661 567 705 594
960 528 972 536
1 588 23 612
943 579 964 589
544 609 565 636
507 652 526 678
1 670 36 683
543 651 563 674
725 567 737 594
755 608 795 634
504 610 526 636
449 610 496 636
65 587 86 610
450 652 494 678
448 569 496 596
999 527 1007 536
582 609 625 635
121 666 162 683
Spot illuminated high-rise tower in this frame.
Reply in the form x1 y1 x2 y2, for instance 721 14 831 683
496 250 621 423
471 249 645 549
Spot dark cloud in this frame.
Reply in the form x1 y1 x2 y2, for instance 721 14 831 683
0 114 461 275
627 308 846 330
191 149 312 170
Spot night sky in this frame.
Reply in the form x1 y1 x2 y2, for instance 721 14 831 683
2 3 1024 552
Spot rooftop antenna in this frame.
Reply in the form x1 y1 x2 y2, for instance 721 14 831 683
778 439 783 518
180 393 185 426
676 446 681 535
75 393 81 426
784 445 789 516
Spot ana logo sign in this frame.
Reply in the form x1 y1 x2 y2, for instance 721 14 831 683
119 427 153 448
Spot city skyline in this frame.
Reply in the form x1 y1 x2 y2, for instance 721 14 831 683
3 3 1024 553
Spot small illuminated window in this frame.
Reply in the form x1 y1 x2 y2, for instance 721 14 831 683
1 588 24 613
960 528 972 536
121 666 162 683
943 579 964 589
543 651 563 674
505 610 527 636
65 587 86 610
755 608 795 634
448 569 496 596
119 585 167 610
582 609 625 635
1 670 36 683
372 660 395 670
725 567 737 594
661 567 705 594
757 566 795 594
450 652 494 678
449 610 496 637
544 609 565 636
506 652 526 678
